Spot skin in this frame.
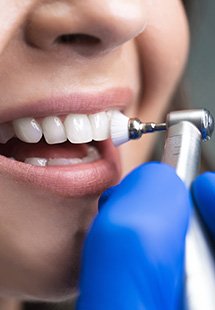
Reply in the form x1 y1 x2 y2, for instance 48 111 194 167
0 0 189 308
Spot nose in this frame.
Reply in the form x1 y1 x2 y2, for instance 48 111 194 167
26 0 146 56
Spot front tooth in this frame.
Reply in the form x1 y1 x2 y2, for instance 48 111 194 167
89 112 110 141
48 158 71 166
13 118 42 143
41 116 67 144
88 146 101 159
0 123 15 144
64 114 93 144
106 110 113 121
25 158 47 166
48 158 82 166
67 158 83 165
83 146 101 163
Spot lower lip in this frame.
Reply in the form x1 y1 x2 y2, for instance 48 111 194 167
0 140 121 197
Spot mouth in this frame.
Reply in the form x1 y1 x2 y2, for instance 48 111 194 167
0 89 131 197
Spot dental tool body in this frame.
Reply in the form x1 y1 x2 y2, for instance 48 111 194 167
111 109 215 310
162 115 215 310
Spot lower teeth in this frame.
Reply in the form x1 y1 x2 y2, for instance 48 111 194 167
25 158 47 167
23 146 101 167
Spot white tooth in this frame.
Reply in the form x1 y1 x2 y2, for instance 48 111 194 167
41 116 67 144
64 114 93 144
48 158 82 166
0 123 15 144
89 112 110 141
106 110 113 120
83 146 101 163
88 146 101 158
67 158 83 165
13 118 42 143
25 158 47 166
48 158 71 166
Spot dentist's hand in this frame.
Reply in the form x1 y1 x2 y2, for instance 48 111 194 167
192 172 215 240
77 163 191 310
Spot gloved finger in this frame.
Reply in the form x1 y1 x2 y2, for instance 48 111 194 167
98 162 190 244
192 172 215 240
77 162 190 310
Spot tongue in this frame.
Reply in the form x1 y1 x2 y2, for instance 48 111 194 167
0 138 89 161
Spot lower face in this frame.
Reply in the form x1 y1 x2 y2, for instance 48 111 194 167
0 0 189 302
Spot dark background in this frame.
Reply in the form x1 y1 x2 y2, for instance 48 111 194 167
185 0 215 169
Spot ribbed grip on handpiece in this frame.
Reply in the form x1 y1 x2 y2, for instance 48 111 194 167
162 121 215 310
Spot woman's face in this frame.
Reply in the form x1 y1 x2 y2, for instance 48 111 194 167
0 0 189 302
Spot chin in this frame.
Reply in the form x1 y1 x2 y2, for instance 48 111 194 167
5 221 87 303
20 244 81 303
0 179 103 303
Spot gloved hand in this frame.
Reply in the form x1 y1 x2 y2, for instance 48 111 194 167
192 172 215 240
77 163 191 310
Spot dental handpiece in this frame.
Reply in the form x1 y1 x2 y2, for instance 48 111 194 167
111 109 215 310
162 110 215 310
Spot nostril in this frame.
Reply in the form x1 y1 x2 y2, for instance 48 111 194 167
25 1 146 54
56 33 101 46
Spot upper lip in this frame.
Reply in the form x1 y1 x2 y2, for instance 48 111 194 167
0 87 133 123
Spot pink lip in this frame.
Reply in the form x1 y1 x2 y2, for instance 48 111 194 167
0 87 133 123
0 140 121 197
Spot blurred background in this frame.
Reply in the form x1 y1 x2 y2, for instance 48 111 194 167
185 0 215 169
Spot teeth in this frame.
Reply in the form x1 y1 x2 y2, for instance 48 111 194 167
0 123 15 144
47 158 72 166
82 146 101 163
1 110 115 145
66 158 83 165
47 158 82 166
64 114 93 144
24 146 100 167
106 110 113 120
13 118 42 143
89 112 110 141
41 116 67 144
25 158 47 166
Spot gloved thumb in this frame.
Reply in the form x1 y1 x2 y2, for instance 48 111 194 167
78 162 190 310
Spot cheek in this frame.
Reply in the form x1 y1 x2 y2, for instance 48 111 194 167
120 1 189 175
136 0 189 119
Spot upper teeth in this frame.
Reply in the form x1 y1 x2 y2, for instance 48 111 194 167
0 111 113 144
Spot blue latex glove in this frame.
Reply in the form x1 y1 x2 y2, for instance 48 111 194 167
77 163 191 310
192 172 215 240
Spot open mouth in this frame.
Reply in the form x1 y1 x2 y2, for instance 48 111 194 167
0 110 120 197
0 110 112 166
0 88 133 196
